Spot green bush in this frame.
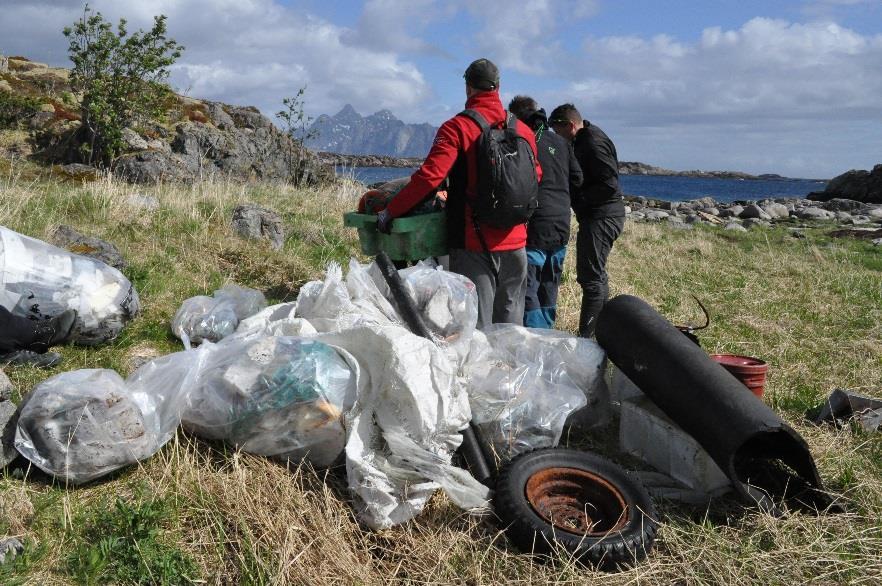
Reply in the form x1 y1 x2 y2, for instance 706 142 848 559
0 90 41 129
64 5 183 166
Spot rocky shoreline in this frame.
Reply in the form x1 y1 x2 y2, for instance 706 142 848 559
624 194 882 243
317 153 804 180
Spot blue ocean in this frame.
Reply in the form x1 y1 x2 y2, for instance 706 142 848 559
341 166 827 204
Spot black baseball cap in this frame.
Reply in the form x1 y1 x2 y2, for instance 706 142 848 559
463 58 499 91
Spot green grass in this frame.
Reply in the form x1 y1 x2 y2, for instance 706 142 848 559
0 157 880 584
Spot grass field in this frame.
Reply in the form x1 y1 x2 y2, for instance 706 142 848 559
1 160 881 585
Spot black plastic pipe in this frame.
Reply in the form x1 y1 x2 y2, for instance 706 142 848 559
596 294 839 513
375 251 494 486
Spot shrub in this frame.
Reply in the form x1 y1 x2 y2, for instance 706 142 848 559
0 90 41 129
64 4 183 166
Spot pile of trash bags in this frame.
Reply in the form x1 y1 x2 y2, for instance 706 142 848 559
13 258 607 530
0 226 140 345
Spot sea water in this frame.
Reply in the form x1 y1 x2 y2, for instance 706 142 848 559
341 166 828 204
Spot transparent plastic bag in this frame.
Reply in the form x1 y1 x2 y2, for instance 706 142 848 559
463 325 606 460
368 260 478 355
182 333 358 468
14 349 204 484
215 284 266 320
0 225 140 345
172 284 266 344
172 295 237 344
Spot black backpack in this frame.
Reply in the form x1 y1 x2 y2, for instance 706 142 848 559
459 109 539 229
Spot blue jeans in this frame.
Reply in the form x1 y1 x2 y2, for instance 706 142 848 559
523 245 567 329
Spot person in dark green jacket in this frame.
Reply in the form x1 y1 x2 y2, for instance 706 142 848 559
509 96 582 329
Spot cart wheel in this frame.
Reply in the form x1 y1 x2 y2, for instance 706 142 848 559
494 448 657 569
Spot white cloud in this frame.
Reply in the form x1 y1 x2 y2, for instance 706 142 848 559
460 0 599 75
0 0 431 122
568 18 882 125
343 0 449 55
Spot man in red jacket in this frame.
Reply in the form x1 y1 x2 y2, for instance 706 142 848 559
378 58 542 328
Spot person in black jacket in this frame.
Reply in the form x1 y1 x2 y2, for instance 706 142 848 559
549 103 625 337
509 96 583 329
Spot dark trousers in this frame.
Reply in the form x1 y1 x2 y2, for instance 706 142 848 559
0 305 38 354
575 215 625 337
524 245 566 329
449 247 527 329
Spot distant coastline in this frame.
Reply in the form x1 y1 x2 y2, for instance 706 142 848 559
317 151 819 181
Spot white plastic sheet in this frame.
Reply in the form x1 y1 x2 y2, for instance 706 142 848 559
14 348 205 484
0 225 140 345
181 333 358 468
316 325 489 529
463 325 607 460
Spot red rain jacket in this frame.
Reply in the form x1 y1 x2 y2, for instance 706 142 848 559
386 90 542 252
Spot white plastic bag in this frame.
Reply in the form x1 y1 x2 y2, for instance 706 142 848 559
296 262 395 332
316 325 489 529
181 333 358 468
14 348 205 484
0 225 140 345
235 302 316 337
463 325 606 460
172 283 266 344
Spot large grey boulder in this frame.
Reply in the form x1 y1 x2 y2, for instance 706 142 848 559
719 205 743 218
226 105 274 131
114 149 196 183
231 204 285 250
762 203 790 219
724 222 748 232
823 198 865 212
644 209 670 221
739 204 771 220
796 207 833 220
50 225 127 270
204 101 236 130
809 164 882 204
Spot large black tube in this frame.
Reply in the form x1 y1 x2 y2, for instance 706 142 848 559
375 252 494 486
596 295 839 513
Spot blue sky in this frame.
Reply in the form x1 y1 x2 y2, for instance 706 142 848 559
1 0 880 177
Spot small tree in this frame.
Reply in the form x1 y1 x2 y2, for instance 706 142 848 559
276 87 320 183
64 5 183 166
276 87 319 144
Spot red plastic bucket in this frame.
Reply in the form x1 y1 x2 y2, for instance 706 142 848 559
710 354 768 398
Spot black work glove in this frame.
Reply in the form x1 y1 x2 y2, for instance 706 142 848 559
376 209 394 234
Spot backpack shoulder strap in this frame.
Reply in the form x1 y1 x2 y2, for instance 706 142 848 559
458 109 490 131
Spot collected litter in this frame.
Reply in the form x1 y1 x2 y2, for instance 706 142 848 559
181 333 357 468
808 388 882 432
373 252 655 567
0 225 140 345
172 284 266 344
464 325 606 460
14 348 203 484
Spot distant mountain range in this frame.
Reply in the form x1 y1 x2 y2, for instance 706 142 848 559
304 105 438 158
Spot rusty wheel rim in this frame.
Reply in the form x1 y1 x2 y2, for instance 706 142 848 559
525 467 630 536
